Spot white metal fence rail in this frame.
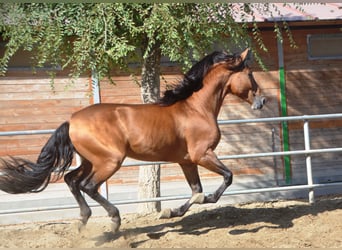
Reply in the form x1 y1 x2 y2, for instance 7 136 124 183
1 113 342 215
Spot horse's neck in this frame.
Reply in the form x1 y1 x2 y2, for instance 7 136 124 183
187 73 229 118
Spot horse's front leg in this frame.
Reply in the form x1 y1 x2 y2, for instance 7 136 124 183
159 149 232 219
160 163 206 218
198 148 233 204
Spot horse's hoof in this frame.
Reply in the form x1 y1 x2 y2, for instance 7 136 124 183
111 217 121 233
190 193 205 204
111 222 120 233
159 208 172 219
77 220 86 233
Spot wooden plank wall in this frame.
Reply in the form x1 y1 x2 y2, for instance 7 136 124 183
0 71 90 163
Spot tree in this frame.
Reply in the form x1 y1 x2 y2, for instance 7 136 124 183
0 3 299 213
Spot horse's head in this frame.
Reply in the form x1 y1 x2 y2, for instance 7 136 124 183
226 49 266 110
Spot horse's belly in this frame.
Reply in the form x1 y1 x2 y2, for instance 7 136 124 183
126 144 186 163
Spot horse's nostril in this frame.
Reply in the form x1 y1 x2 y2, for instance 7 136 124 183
261 97 266 105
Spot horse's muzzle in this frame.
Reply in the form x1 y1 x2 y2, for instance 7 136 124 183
251 96 266 110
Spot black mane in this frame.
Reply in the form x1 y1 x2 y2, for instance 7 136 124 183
157 51 235 106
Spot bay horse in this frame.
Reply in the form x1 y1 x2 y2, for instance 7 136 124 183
0 48 266 233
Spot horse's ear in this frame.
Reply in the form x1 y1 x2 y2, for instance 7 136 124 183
228 48 251 70
240 48 250 62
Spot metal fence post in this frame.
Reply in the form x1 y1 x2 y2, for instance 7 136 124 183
303 119 315 204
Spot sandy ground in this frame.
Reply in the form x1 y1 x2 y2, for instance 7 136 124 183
0 195 341 248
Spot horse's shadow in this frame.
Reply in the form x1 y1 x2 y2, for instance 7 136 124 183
93 196 342 247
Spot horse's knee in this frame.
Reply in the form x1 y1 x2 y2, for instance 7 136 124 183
224 170 233 186
80 178 98 195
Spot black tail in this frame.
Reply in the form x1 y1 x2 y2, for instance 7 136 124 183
0 122 74 194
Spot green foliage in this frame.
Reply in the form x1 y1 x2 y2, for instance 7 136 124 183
0 3 300 81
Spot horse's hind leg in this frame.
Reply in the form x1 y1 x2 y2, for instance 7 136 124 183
64 159 93 229
160 163 205 218
79 159 122 233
